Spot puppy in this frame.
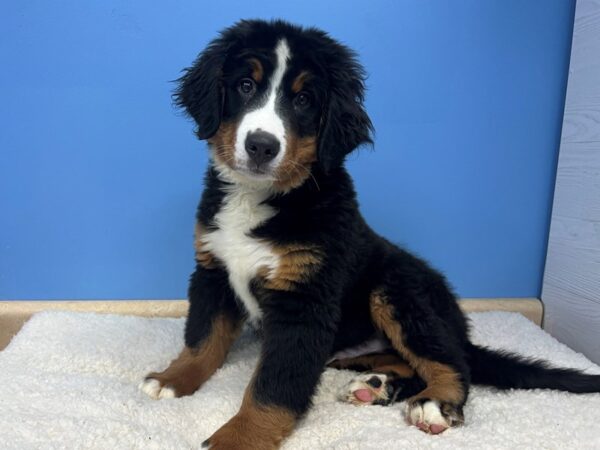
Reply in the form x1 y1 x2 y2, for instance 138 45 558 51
140 19 600 449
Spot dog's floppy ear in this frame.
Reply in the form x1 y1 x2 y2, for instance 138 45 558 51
318 46 373 172
173 36 232 140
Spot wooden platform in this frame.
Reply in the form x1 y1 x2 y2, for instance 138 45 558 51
0 298 543 351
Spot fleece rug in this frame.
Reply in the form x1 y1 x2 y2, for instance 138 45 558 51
0 310 599 450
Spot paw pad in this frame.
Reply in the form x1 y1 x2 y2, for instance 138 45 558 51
338 373 390 405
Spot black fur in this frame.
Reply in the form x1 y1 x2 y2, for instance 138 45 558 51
174 33 230 139
312 36 373 172
468 343 600 392
158 19 600 441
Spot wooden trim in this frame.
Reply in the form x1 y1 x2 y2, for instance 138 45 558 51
0 298 542 351
458 298 543 327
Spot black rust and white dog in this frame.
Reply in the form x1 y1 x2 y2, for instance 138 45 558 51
140 19 600 449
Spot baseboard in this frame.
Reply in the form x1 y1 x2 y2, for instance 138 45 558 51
0 298 542 351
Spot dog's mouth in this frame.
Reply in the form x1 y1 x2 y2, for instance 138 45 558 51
219 159 278 185
241 164 271 177
238 165 276 180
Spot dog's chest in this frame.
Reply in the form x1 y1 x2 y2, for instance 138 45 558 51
202 186 279 322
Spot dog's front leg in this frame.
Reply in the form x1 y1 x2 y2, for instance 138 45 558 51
203 294 337 450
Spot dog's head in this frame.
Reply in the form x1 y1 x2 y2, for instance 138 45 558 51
174 19 373 191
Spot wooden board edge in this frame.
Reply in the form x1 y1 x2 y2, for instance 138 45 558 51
0 298 542 351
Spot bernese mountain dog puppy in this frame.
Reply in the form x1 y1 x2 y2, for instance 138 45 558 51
140 19 600 449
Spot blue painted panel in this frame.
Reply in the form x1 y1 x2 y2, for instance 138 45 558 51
0 1 575 299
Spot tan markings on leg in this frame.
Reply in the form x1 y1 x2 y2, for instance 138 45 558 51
373 363 416 379
409 365 464 404
146 315 241 397
273 134 317 192
194 222 218 269
206 387 295 450
369 290 464 405
291 70 311 93
207 121 238 170
257 244 322 291
248 58 264 83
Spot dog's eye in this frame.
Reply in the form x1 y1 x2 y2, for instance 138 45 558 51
294 91 312 108
238 78 256 96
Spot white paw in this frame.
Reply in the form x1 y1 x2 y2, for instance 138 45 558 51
138 378 176 400
407 400 450 434
338 373 390 405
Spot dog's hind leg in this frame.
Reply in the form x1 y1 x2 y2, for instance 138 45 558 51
369 282 470 434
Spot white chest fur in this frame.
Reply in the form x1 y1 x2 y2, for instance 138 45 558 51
201 185 279 322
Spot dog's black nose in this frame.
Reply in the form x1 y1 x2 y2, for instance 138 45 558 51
245 131 280 167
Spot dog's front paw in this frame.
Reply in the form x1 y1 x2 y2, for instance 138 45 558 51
138 347 210 399
138 376 177 400
202 415 283 450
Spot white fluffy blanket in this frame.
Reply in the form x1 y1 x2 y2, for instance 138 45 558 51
1 310 599 449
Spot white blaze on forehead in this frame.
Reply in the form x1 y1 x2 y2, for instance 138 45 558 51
235 39 291 168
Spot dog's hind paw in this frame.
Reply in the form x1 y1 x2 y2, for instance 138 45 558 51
407 399 464 434
338 373 393 406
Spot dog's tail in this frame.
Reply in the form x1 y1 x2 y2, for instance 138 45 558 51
466 343 600 393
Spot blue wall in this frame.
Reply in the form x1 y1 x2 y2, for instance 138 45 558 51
0 1 575 299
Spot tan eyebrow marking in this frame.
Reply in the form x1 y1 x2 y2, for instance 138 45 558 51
248 58 264 83
291 70 311 93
